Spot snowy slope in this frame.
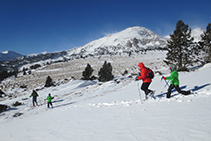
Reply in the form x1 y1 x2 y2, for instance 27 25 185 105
0 62 211 141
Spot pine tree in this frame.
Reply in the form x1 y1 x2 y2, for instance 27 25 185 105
200 23 211 63
98 61 114 82
82 63 94 80
165 20 195 71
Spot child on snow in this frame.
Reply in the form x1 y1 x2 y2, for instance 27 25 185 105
45 93 54 109
162 64 192 98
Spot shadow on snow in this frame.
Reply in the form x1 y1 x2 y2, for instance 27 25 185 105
156 83 210 98
43 98 76 109
53 101 76 108
190 83 210 92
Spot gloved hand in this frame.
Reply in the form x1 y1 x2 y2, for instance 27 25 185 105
162 76 166 80
135 76 138 81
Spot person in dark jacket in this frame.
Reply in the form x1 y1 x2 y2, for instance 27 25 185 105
162 64 192 98
30 90 39 107
136 62 154 98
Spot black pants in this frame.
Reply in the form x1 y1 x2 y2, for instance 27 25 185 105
32 97 38 106
47 102 53 108
141 82 152 95
167 84 191 98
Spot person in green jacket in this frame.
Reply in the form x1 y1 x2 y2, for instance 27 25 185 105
162 64 191 98
45 93 54 109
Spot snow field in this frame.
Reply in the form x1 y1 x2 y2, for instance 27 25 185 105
0 59 211 141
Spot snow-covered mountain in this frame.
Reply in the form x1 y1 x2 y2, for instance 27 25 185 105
68 26 167 55
0 51 22 62
0 26 168 72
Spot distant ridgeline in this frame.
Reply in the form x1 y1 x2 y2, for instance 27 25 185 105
0 51 22 62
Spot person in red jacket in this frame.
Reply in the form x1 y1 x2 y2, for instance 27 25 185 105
136 62 154 98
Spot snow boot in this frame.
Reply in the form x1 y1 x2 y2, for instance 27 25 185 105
149 90 155 97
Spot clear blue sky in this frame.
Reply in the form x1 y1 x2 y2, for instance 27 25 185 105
0 0 210 55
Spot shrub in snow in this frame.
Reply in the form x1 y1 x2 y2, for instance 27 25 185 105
22 98 28 101
20 84 27 89
23 70 27 75
30 64 41 70
13 112 23 117
0 104 9 113
122 70 128 76
45 76 54 87
28 70 32 75
98 61 114 82
12 101 22 107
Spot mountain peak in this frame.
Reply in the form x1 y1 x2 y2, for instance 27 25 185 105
115 26 156 39
124 26 150 31
124 26 148 32
72 26 167 55
2 51 10 54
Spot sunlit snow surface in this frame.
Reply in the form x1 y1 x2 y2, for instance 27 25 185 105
0 60 211 141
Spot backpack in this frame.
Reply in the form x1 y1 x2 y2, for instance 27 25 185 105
146 68 154 79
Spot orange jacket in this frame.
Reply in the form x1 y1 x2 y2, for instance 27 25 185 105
136 62 152 83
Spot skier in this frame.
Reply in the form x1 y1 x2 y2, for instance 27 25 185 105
30 90 39 107
162 64 192 98
136 62 154 98
45 93 54 109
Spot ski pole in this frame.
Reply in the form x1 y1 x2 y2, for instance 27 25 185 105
161 76 169 87
164 79 169 87
136 81 142 101
160 78 169 93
